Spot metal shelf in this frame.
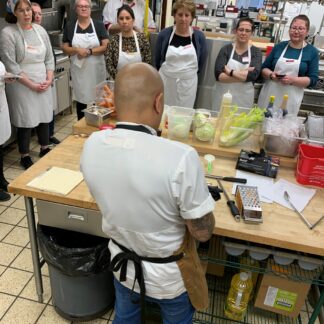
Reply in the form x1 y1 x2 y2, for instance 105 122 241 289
193 273 306 324
199 237 324 287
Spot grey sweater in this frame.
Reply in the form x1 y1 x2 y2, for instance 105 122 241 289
0 23 54 75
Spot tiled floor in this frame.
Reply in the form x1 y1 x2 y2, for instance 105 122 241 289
0 110 115 323
0 109 321 324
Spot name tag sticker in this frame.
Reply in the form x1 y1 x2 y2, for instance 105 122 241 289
242 56 250 63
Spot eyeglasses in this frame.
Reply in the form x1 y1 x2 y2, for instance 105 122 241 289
17 7 32 14
77 5 90 9
237 28 252 33
290 26 306 32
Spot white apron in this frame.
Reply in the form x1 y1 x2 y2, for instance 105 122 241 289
5 24 52 128
212 44 254 111
117 31 142 71
0 62 11 145
257 43 304 116
70 19 106 104
159 27 198 108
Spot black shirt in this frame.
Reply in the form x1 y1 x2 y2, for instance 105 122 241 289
169 33 197 51
62 19 108 45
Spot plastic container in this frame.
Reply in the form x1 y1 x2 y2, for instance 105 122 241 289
296 144 324 188
83 106 113 128
224 272 252 321
37 225 114 321
218 106 262 148
193 110 218 144
95 80 115 109
167 106 195 142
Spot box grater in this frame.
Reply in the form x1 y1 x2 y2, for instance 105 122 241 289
235 185 263 224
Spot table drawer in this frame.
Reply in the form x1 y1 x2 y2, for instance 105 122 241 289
36 199 107 238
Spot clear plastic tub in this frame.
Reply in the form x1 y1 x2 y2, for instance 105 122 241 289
193 109 219 144
167 106 195 142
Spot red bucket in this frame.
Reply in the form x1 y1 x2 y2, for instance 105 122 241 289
265 45 273 57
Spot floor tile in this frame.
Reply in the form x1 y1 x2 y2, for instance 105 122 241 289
54 132 70 142
36 304 71 323
0 292 16 319
20 275 51 303
11 248 33 272
4 167 25 181
10 196 26 210
1 297 46 324
0 223 14 241
0 268 32 295
0 207 25 225
0 194 19 207
3 226 30 247
17 216 28 228
102 308 114 320
59 126 73 135
0 265 6 275
75 319 108 323
0 242 23 266
0 205 6 214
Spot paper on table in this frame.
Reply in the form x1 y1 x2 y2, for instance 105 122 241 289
271 178 316 212
27 167 83 195
232 170 274 203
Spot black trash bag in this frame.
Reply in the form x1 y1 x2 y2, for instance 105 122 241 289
37 224 110 277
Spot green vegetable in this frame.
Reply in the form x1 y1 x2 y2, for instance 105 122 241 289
195 123 215 141
194 113 208 128
219 106 265 147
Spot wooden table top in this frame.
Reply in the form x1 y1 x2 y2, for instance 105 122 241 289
8 135 324 256
73 118 297 168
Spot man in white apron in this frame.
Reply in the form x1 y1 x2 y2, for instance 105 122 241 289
258 43 304 116
69 18 107 119
212 44 255 111
0 61 12 201
116 31 142 71
159 27 198 109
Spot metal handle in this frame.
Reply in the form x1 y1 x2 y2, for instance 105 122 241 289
67 213 85 221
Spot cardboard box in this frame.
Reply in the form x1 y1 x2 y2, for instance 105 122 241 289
254 262 311 318
206 235 226 277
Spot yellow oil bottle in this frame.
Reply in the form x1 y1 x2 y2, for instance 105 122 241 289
224 272 253 321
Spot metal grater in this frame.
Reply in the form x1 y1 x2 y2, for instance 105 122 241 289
235 185 263 224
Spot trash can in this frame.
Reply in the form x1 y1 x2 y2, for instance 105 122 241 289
37 224 115 321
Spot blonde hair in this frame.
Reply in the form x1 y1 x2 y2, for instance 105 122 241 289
74 0 92 9
172 0 196 18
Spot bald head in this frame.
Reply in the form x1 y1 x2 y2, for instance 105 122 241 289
115 63 164 129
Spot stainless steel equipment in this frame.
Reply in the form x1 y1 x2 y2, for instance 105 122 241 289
53 55 72 115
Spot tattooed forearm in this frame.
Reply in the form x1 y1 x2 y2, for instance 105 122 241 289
186 212 215 242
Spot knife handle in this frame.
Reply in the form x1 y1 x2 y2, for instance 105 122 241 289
222 177 247 184
227 200 241 222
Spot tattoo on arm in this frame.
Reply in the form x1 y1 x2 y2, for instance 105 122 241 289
186 212 215 242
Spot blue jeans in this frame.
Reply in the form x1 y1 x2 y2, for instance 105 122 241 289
113 278 195 324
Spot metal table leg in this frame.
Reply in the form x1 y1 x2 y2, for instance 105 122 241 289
24 196 43 303
309 285 324 324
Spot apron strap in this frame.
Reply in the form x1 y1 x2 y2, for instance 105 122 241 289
109 239 184 324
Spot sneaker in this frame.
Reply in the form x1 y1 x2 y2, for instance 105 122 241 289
0 177 9 192
39 147 51 158
49 136 61 145
20 156 34 170
0 190 10 202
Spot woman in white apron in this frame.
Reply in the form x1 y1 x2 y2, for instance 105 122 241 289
212 18 262 111
258 15 319 115
105 5 152 80
0 61 12 201
1 0 54 170
156 0 207 108
62 0 108 120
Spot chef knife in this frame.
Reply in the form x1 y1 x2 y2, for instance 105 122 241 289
216 179 240 222
205 174 247 184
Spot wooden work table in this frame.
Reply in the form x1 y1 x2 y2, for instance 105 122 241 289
72 117 297 168
9 135 324 256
